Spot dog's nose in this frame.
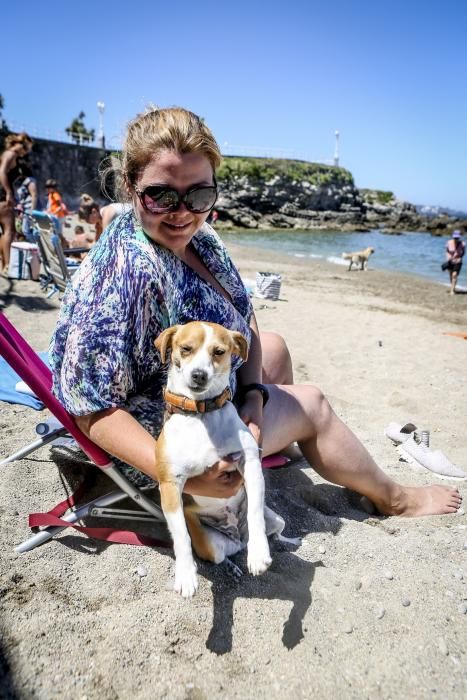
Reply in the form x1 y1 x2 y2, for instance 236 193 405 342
191 369 208 387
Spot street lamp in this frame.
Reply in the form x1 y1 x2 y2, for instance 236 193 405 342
333 130 340 167
96 101 105 148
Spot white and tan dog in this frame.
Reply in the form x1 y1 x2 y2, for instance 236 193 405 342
154 321 285 598
342 246 375 271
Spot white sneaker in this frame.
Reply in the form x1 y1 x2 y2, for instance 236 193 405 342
397 436 466 479
384 422 417 445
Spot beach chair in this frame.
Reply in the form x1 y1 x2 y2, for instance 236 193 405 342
25 211 85 298
0 311 166 553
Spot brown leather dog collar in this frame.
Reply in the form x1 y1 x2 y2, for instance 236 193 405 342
164 386 232 414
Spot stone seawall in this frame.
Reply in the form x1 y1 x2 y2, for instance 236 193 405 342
27 138 112 209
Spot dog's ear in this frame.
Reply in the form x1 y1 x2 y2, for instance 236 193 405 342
230 331 249 361
155 326 180 363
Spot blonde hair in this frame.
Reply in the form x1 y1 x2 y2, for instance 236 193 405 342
5 132 33 150
102 106 222 201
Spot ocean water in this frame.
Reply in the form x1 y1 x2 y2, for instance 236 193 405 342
221 229 465 289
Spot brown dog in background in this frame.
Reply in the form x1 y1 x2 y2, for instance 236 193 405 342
342 246 375 271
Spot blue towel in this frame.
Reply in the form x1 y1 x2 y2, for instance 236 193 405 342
0 352 49 410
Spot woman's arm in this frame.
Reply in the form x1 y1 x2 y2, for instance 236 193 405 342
75 407 243 497
0 152 16 205
28 180 38 210
236 312 264 446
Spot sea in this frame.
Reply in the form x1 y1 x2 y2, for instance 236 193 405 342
221 228 466 290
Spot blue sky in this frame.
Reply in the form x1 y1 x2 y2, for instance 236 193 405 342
2 0 466 210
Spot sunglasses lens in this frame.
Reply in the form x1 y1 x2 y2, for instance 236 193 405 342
142 187 179 212
185 186 217 213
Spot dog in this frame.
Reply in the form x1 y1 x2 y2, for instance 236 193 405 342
342 246 375 271
154 321 286 597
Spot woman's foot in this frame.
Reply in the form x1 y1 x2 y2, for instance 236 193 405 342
370 484 462 517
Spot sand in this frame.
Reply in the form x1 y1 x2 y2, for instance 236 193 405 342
0 244 466 699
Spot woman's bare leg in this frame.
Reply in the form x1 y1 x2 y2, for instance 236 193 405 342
262 384 462 517
0 205 16 272
260 331 294 384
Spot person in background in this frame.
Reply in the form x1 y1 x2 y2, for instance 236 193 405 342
78 194 103 242
67 224 95 259
0 132 33 272
15 164 40 242
50 105 461 520
45 179 69 219
445 230 465 295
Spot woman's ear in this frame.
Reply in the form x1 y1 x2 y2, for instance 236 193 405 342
230 331 249 361
155 326 180 363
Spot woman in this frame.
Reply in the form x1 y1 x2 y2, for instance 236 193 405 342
0 132 33 271
50 107 461 516
445 230 465 295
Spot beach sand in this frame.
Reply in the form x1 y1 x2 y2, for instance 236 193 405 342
0 244 466 699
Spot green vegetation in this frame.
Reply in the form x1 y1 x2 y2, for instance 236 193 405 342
65 111 95 144
217 156 354 187
360 188 394 205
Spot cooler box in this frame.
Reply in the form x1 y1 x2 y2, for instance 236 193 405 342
8 242 41 281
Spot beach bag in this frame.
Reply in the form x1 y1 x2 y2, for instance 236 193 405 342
441 261 451 272
8 242 41 281
254 272 282 300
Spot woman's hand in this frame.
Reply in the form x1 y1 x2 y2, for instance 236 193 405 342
238 391 263 447
184 457 244 498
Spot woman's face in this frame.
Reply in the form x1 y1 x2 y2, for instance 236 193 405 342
132 150 214 256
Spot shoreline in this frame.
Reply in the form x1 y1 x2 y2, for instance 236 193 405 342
0 249 466 699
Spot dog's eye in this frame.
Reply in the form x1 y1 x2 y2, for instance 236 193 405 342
213 348 226 356
180 345 192 355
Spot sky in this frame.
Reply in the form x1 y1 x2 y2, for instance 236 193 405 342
2 0 466 210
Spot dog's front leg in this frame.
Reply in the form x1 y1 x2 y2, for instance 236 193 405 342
159 480 198 597
243 453 272 575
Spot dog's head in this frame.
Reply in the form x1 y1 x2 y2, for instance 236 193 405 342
366 247 375 256
155 321 248 397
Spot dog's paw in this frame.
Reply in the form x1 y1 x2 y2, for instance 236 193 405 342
174 562 198 598
247 538 272 576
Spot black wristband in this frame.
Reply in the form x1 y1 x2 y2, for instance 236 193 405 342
241 383 269 407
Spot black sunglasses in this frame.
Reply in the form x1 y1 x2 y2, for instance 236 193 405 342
134 178 218 214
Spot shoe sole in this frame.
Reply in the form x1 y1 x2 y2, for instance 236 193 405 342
397 445 467 480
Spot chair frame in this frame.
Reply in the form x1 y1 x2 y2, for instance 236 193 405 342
0 311 165 553
25 211 85 298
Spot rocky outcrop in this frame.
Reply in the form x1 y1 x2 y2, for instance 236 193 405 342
215 160 467 234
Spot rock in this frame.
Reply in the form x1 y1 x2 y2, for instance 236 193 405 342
383 570 394 580
343 624 353 634
401 598 411 607
376 607 386 620
458 603 467 615
318 545 326 554
135 565 148 578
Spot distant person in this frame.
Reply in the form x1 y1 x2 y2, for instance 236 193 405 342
45 179 69 219
444 230 465 295
68 224 95 259
78 194 103 241
207 208 218 225
0 132 33 272
15 164 40 242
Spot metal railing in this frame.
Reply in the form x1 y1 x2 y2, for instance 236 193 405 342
4 121 333 163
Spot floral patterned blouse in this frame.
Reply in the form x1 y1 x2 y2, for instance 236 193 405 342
50 212 252 484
